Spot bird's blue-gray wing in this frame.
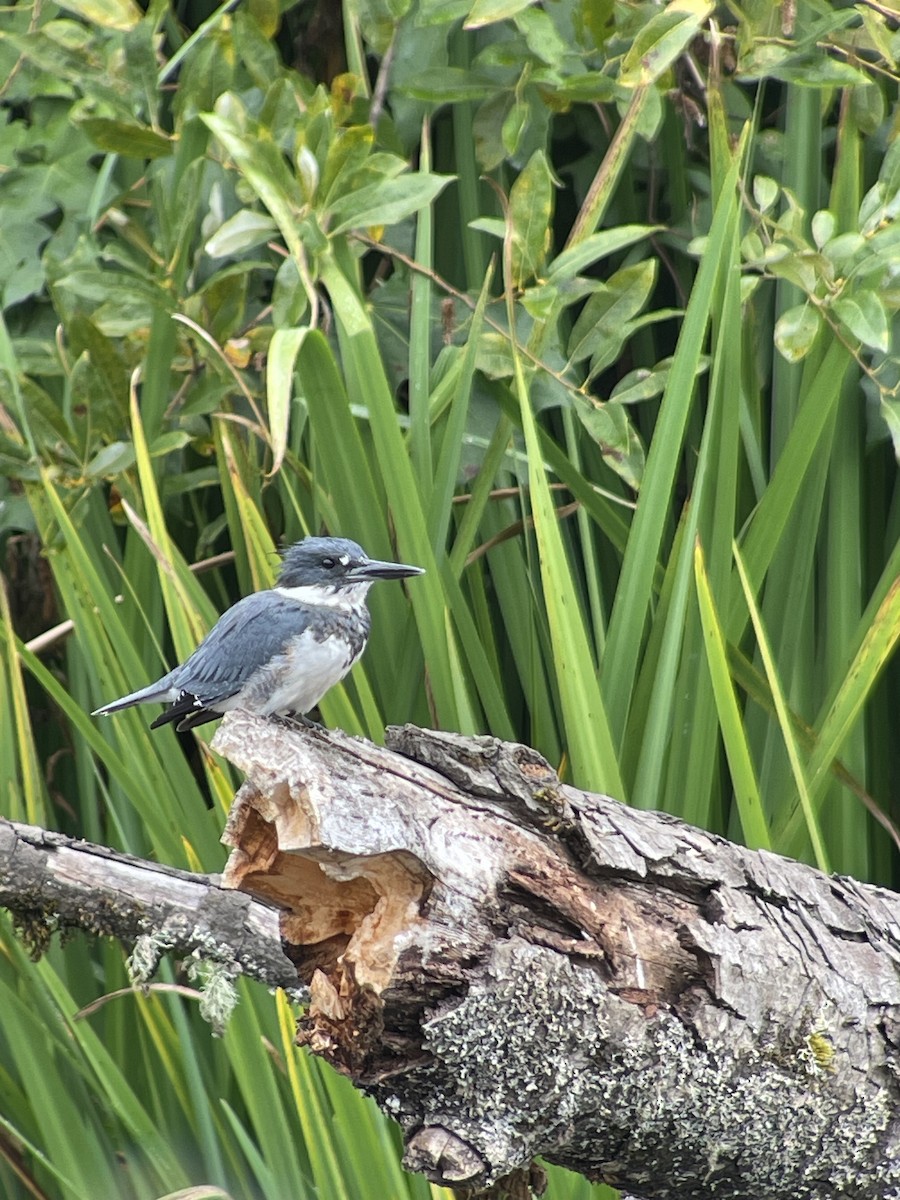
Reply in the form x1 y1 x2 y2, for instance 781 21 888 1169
153 592 312 729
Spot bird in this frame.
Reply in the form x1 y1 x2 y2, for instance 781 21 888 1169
92 536 425 731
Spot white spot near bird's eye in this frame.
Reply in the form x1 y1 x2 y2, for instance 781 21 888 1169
339 554 350 566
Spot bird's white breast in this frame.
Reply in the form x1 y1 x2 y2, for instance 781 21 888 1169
240 626 363 716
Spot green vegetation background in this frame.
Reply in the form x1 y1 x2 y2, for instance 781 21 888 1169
0 0 899 1196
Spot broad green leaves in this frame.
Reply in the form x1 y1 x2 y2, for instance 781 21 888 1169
619 0 714 86
201 101 310 263
572 397 644 491
78 118 173 158
545 226 662 283
204 210 279 258
507 150 553 288
745 152 900 404
202 91 453 264
832 293 890 353
567 260 657 374
327 173 452 234
774 304 820 363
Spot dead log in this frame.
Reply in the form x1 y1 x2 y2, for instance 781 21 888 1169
1 713 899 1199
213 714 900 1200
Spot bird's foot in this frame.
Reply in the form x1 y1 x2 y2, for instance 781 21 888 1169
274 711 327 733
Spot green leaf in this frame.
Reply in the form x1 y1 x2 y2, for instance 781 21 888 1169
294 328 386 570
248 0 280 38
850 82 885 135
400 67 499 102
418 0 471 20
810 209 835 249
272 256 309 327
267 326 308 476
318 249 460 728
567 260 657 362
752 175 779 212
501 96 529 157
320 125 374 210
573 396 645 489
0 578 46 825
475 330 515 378
860 8 896 66
150 431 192 457
728 337 851 636
832 292 890 352
465 0 536 27
78 118 173 158
807 578 900 801
609 356 708 405
508 149 553 288
633 82 664 142
515 6 569 67
694 539 771 850
770 56 870 87
204 209 278 258
733 540 830 872
468 217 506 240
766 249 817 292
602 133 746 748
774 303 821 362
326 173 453 235
620 0 714 86
509 347 625 797
521 277 597 320
549 72 619 102
56 0 141 30
84 441 136 478
201 100 308 262
546 225 660 283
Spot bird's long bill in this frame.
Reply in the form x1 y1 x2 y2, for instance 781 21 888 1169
350 558 425 581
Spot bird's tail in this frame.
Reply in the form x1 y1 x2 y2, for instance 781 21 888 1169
92 679 175 717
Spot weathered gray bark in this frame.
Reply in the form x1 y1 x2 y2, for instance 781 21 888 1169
2 715 899 1200
0 819 299 996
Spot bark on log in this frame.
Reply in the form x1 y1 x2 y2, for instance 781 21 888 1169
0 819 299 996
1 714 899 1200
213 715 900 1200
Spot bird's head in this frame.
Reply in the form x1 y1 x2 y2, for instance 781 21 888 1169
277 536 425 595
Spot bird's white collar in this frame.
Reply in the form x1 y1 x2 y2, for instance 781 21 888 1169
274 582 372 609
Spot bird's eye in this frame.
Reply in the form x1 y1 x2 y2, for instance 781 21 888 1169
321 557 336 569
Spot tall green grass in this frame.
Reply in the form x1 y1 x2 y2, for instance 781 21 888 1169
0 0 898 1196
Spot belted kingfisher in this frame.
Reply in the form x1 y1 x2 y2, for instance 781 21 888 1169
92 536 424 731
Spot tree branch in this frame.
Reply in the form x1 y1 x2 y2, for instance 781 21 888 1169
2 715 899 1200
0 819 299 995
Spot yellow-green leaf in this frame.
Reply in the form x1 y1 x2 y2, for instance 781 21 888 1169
508 150 554 288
